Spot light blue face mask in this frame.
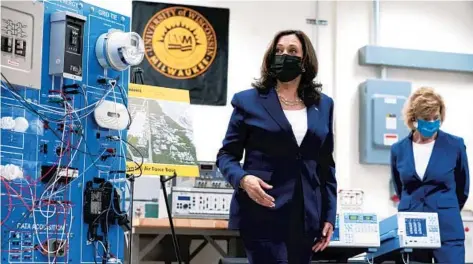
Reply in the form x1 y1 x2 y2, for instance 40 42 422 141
416 119 440 138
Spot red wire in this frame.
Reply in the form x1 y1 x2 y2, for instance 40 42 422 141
1 90 116 260
0 179 13 226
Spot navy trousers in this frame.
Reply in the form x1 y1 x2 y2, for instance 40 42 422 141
241 173 315 264
241 236 314 264
398 239 465 264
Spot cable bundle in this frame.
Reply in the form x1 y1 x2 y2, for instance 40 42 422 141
1 72 143 264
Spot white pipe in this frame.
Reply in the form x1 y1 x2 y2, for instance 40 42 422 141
372 0 380 45
311 0 321 83
373 0 380 45
331 0 348 188
315 0 320 53
373 0 387 79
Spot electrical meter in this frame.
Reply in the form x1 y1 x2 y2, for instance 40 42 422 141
95 30 144 71
49 11 87 81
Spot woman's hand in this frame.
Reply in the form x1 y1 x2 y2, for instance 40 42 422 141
312 222 334 252
240 175 275 208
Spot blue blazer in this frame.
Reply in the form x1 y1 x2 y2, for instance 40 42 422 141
216 88 337 237
390 130 470 241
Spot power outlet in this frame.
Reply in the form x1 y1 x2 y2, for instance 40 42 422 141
41 166 79 183
57 167 79 179
465 217 473 263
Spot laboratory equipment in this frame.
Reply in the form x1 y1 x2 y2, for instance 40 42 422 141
314 211 379 262
330 212 380 248
366 212 441 262
194 161 232 189
1 1 138 263
171 187 233 219
338 189 365 211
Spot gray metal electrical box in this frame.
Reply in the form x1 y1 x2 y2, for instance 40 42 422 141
359 79 412 165
1 1 44 89
49 11 86 81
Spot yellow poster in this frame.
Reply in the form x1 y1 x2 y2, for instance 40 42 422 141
126 83 199 177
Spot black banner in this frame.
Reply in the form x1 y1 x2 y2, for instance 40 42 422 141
132 1 230 106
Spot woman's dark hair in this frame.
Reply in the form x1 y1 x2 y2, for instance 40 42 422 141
252 30 322 106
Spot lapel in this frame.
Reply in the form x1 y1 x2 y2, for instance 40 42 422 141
259 88 321 148
259 88 297 144
300 103 320 147
407 130 444 181
422 130 445 180
405 132 420 180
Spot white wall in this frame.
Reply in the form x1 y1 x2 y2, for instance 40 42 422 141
85 0 473 263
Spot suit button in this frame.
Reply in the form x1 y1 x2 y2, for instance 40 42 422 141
296 153 302 160
420 198 425 202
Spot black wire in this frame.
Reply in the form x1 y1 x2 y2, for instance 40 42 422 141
101 219 109 264
119 138 144 178
70 83 104 173
2 72 114 122
1 73 86 123
1 74 65 123
2 73 111 260
118 138 143 264
2 77 77 126
108 155 142 178
1 74 129 264
126 178 135 264
1 72 140 261
39 89 104 189
4 73 114 176
116 84 132 129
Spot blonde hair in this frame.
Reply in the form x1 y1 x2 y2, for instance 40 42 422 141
403 87 445 130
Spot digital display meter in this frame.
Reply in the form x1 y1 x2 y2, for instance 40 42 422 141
366 212 441 261
405 218 427 237
329 212 380 248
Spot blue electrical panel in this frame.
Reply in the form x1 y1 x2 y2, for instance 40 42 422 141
1 0 136 263
359 79 412 165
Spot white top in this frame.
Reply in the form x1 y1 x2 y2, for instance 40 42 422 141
283 108 308 146
412 141 435 180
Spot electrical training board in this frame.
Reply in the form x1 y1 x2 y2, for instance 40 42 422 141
1 0 144 263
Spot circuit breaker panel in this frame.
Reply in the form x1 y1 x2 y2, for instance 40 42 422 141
359 79 412 165
1 1 143 263
0 1 44 89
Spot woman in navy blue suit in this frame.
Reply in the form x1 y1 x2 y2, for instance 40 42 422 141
216 30 337 264
390 87 470 263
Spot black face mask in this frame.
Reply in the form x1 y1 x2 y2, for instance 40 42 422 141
270 54 303 82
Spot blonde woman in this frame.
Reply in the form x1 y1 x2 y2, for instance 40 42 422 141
390 87 470 263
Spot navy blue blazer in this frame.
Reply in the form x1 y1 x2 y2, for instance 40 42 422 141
391 130 470 241
216 88 337 237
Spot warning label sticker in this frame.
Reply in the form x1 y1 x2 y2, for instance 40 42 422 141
383 134 399 146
